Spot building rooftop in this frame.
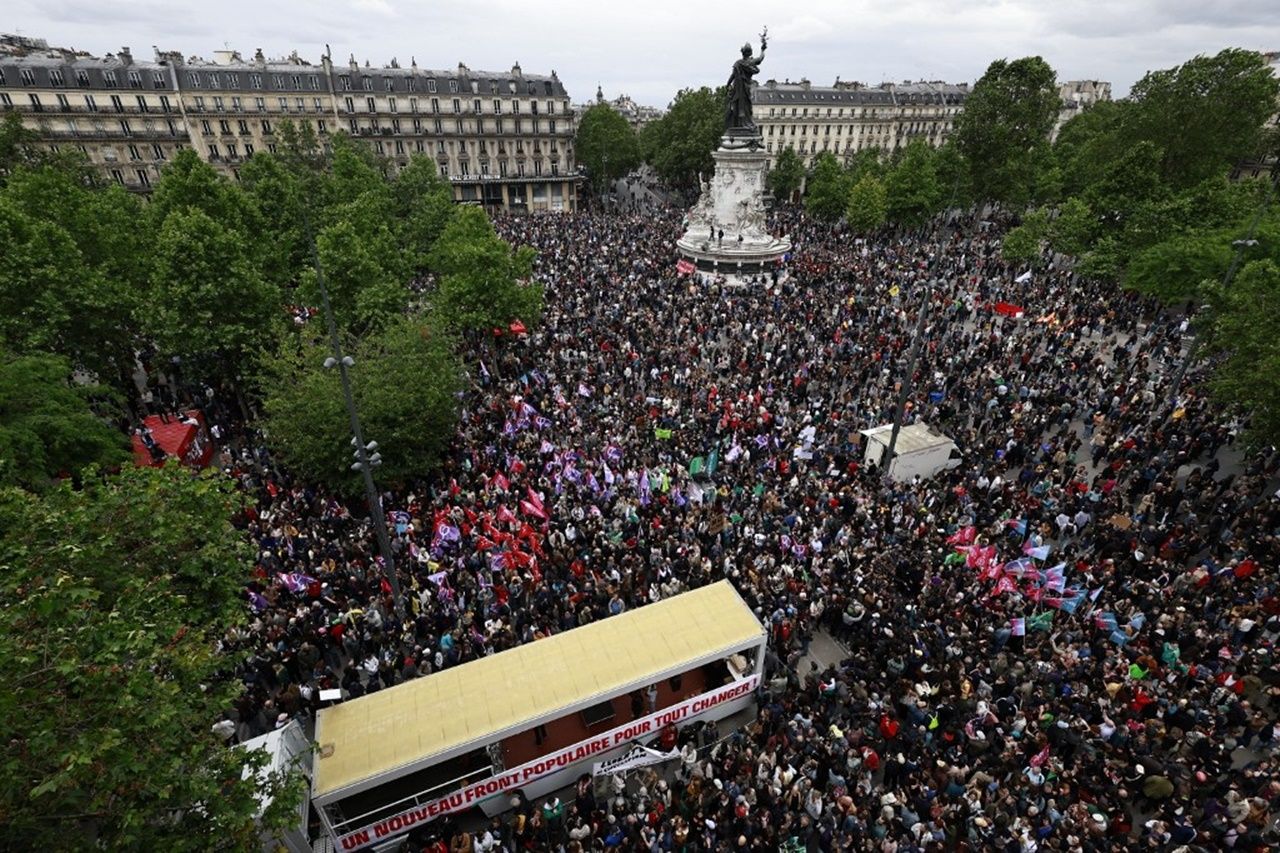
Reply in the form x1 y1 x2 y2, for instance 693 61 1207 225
755 78 969 106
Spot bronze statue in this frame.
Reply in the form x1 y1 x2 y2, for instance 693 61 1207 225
725 28 767 136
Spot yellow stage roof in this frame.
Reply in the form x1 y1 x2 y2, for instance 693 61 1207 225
313 580 763 799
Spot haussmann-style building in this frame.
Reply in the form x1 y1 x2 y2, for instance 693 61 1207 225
0 33 580 212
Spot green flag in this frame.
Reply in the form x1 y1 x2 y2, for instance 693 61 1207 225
1027 611 1055 632
689 456 706 476
655 427 673 440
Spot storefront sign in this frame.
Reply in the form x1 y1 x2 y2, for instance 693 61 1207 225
335 674 759 850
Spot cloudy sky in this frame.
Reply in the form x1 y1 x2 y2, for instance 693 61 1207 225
9 0 1276 106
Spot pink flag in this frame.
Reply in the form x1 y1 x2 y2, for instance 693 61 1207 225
1009 618 1026 637
525 486 545 515
492 471 510 492
520 500 547 520
496 505 517 525
946 526 976 546
1030 744 1050 768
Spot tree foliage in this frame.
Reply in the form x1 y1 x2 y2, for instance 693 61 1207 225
640 87 724 192
955 56 1059 205
146 209 281 388
575 104 642 194
1002 208 1050 265
884 141 943 227
0 168 144 385
1125 49 1280 190
845 174 887 233
766 146 805 201
0 465 305 850
1203 260 1280 445
262 313 462 491
0 351 128 490
428 206 542 332
804 153 852 223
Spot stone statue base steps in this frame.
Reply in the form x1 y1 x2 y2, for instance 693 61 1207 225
676 135 791 281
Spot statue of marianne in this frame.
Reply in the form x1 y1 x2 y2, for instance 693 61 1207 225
724 29 767 135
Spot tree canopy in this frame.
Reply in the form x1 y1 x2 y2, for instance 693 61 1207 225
845 173 888 233
575 104 642 194
640 87 724 193
804 153 852 223
0 351 129 490
766 146 805 202
428 205 543 333
261 313 462 491
0 465 304 850
954 56 1060 206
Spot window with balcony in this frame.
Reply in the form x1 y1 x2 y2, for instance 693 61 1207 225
213 97 225 111
56 94 70 110
366 97 376 113
193 96 205 110
219 120 231 134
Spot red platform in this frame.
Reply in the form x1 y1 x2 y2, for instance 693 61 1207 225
132 409 215 468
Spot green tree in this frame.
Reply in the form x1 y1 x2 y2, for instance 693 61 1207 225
391 154 457 273
804 152 852 223
147 149 260 239
261 313 462 490
1083 140 1167 240
884 141 943 226
1124 230 1234 302
429 205 542 332
1124 48 1280 189
1054 100 1128 198
641 87 724 192
766 146 805 202
0 172 144 386
147 209 281 392
575 104 642 194
845 147 887 183
0 465 305 850
954 56 1060 205
1050 196 1096 257
301 194 411 336
845 173 887 233
1002 208 1050 265
0 351 128 490
1204 260 1280 444
239 151 310 289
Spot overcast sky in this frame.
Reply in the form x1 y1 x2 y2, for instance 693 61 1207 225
8 0 1277 106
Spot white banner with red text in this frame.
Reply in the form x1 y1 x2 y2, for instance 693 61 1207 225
335 673 760 850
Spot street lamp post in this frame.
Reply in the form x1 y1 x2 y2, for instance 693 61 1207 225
306 233 405 619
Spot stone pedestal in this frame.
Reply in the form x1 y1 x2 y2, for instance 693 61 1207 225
676 136 791 279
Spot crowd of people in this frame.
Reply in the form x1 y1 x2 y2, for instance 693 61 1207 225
204 198 1279 852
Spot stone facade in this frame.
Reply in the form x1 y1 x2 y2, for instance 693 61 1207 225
0 34 579 211
753 78 969 173
676 140 791 277
1052 80 1112 142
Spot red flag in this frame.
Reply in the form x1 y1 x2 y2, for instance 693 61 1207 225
1030 744 1050 767
492 471 510 492
508 320 528 335
496 505 518 525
